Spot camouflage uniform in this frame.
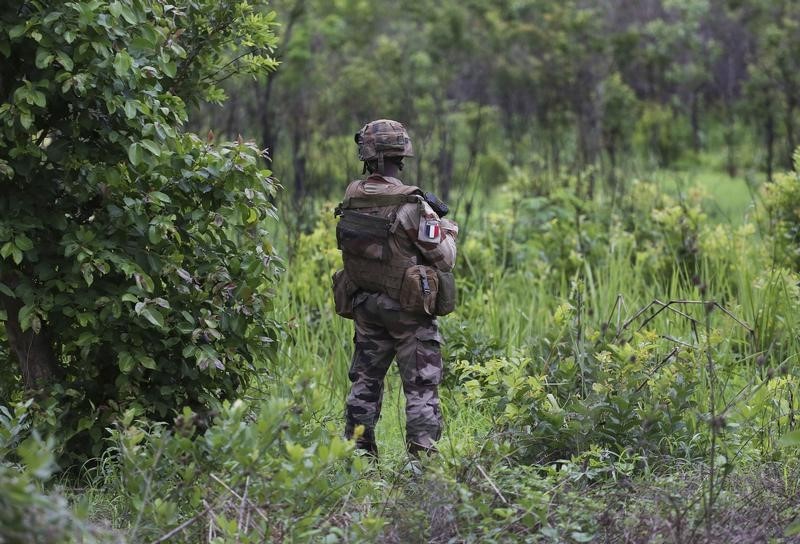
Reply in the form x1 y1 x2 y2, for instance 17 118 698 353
341 174 458 455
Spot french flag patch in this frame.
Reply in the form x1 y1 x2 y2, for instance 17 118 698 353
421 220 441 242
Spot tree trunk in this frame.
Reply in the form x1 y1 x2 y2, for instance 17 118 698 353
256 0 306 162
291 126 306 201
607 141 618 189
437 129 454 202
550 130 561 181
1 289 60 389
785 96 796 168
724 123 737 178
578 103 601 199
258 76 277 161
690 92 702 152
765 112 775 182
724 103 737 177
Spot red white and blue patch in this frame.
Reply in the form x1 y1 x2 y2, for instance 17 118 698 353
419 220 441 243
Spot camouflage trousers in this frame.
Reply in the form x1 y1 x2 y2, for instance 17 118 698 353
344 292 444 454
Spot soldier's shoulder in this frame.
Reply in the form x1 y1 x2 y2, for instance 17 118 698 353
395 198 425 223
343 179 365 199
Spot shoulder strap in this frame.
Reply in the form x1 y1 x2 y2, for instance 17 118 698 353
342 193 423 210
334 183 424 216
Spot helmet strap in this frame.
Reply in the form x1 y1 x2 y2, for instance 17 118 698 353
377 153 384 175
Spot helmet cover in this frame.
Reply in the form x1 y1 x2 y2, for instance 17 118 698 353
354 119 414 161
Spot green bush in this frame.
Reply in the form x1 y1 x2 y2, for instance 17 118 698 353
0 0 280 457
0 401 110 543
632 102 692 166
97 372 382 543
763 149 800 268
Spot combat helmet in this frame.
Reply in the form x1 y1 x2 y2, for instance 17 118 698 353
355 119 414 173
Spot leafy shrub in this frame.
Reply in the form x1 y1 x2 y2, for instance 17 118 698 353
451 331 704 464
762 149 800 269
0 0 280 457
632 102 692 166
0 401 111 543
98 372 382 543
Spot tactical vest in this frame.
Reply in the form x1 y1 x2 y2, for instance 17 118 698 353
336 191 424 300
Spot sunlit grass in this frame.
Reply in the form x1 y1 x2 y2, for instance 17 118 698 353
651 167 757 225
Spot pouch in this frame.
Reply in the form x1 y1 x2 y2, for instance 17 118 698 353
400 265 439 315
332 269 359 319
336 210 392 261
434 270 457 316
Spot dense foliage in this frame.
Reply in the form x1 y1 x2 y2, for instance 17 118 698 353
0 0 280 454
197 0 800 204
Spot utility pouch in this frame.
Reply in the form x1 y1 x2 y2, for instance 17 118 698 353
336 210 392 261
332 269 359 319
434 270 457 316
400 265 439 316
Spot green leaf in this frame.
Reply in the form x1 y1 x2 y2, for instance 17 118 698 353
82 266 93 286
12 247 22 265
118 352 135 374
120 5 138 24
121 293 138 303
18 304 35 332
35 48 54 69
113 51 133 77
15 234 33 251
0 242 13 259
140 139 162 157
162 61 177 78
128 142 143 166
31 90 46 108
786 520 800 537
149 191 171 203
110 1 138 24
778 430 800 448
246 207 258 224
148 225 161 245
56 51 74 72
0 159 12 178
124 100 137 119
141 307 165 328
18 435 55 480
139 356 157 370
42 11 63 25
0 282 15 298
8 25 26 40
19 111 33 130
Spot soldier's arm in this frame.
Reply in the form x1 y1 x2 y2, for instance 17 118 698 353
399 202 458 272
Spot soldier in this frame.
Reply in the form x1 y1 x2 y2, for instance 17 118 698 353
334 119 458 458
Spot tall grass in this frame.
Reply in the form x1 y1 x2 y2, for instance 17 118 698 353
266 175 798 468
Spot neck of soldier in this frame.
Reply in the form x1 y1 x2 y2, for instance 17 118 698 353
376 161 401 179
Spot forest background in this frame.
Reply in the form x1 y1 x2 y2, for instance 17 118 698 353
3 0 800 542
